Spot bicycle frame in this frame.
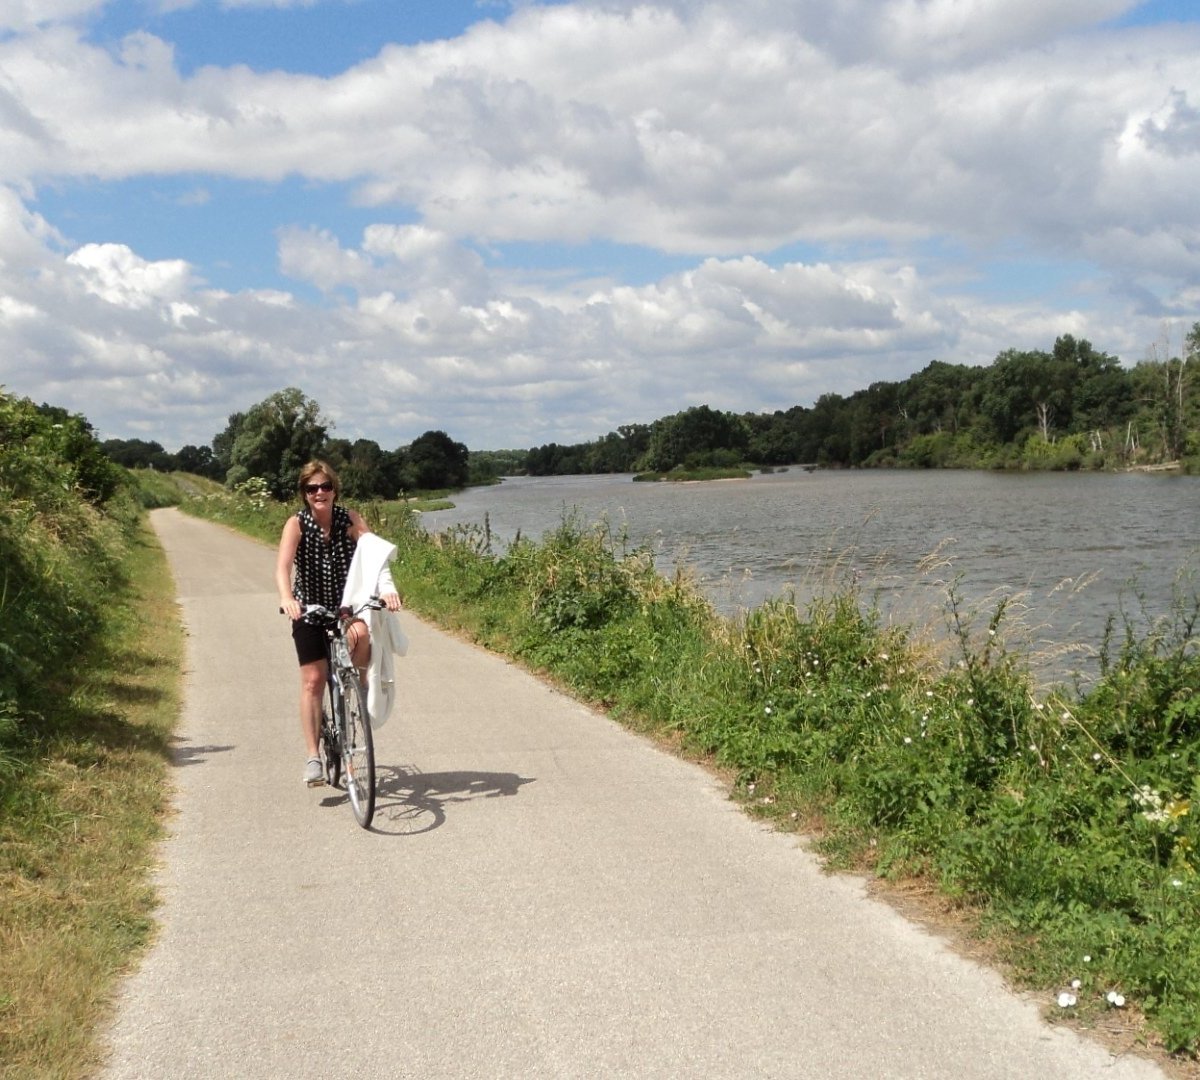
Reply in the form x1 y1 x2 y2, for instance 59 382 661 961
299 598 385 828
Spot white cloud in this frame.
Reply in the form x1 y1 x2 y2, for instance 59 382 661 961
0 0 103 32
0 2 1197 449
66 243 193 309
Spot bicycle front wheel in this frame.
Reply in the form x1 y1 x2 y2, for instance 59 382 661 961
340 677 375 828
321 681 341 789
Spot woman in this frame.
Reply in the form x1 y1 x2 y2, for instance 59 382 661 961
276 460 402 785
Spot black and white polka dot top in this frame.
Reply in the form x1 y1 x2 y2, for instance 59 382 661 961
292 504 356 609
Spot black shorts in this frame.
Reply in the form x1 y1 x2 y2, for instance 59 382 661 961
292 619 329 666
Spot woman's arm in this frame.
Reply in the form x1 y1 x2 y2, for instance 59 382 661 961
275 515 302 618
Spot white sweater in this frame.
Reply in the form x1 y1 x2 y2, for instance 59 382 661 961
339 532 408 728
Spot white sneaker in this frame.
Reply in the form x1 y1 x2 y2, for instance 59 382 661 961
303 757 325 786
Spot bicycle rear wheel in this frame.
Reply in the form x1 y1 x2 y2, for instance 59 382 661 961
340 677 375 828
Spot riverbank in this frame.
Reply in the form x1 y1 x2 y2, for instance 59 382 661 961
176 480 1200 1063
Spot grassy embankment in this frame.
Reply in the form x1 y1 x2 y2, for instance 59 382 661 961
180 482 1200 1064
0 446 185 1077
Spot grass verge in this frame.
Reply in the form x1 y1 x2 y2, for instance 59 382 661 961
0 518 182 1079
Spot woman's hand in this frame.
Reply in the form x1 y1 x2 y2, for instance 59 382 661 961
380 592 403 612
280 598 302 620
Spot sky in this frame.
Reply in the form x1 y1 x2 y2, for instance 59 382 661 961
1 0 1198 453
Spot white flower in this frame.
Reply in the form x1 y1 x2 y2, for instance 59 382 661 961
1106 991 1126 1008
904 736 913 745
764 706 773 715
1083 955 1092 963
879 653 889 661
925 690 934 698
1057 992 1077 1008
1092 753 1102 762
1172 879 1183 888
1070 979 1081 989
966 698 974 707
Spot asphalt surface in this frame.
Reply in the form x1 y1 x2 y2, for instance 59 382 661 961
100 508 1165 1079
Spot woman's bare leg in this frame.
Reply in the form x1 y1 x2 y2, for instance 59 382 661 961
347 619 371 686
299 658 327 759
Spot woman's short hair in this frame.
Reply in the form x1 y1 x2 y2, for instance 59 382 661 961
297 460 341 499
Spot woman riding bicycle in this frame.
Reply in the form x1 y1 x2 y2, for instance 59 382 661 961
275 460 402 785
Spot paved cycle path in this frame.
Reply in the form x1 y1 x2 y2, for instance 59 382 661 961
102 509 1164 1079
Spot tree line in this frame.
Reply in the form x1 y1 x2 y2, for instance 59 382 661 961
99 327 1199 496
102 387 471 498
514 329 1200 476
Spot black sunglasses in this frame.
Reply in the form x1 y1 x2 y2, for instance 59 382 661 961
303 482 334 494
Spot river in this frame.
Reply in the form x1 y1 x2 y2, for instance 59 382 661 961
420 469 1199 683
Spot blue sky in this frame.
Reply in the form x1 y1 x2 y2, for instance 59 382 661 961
1 0 1198 451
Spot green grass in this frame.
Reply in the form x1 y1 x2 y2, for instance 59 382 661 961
0 518 183 1079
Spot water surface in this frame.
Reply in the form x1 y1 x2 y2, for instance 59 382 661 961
421 469 1199 680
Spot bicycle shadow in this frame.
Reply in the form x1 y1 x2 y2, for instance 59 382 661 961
169 739 237 767
352 765 535 836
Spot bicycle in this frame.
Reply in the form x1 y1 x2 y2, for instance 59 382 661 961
295 597 386 828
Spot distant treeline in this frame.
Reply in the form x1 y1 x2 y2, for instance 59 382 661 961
99 329 1199 495
101 387 472 499
500 330 1200 478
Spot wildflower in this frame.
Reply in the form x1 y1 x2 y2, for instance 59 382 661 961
1106 991 1126 1008
966 698 974 707
1172 879 1183 888
1056 992 1077 1008
1134 786 1169 824
925 690 934 699
879 653 889 661
904 737 913 745
1092 753 1102 762
1070 979 1081 989
1061 711 1072 722
764 706 773 715
1083 955 1092 963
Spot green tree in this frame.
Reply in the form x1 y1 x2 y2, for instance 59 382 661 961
643 405 749 472
400 430 470 491
220 388 329 498
175 444 220 478
102 438 173 471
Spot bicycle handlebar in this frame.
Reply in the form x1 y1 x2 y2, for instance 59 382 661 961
279 596 388 623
